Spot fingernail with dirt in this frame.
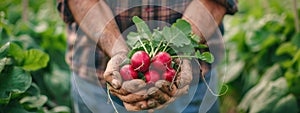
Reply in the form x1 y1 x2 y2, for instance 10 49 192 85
112 79 121 89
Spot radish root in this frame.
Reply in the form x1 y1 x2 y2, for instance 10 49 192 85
107 84 120 113
194 59 228 96
170 58 182 90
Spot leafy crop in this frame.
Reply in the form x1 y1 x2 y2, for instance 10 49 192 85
127 16 214 63
0 0 71 112
221 0 300 112
120 16 215 83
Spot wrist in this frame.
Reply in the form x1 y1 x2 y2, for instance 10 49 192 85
182 0 226 42
98 20 129 57
199 0 226 25
214 0 238 15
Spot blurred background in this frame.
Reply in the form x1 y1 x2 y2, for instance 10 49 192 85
0 0 299 113
221 0 300 113
0 0 71 112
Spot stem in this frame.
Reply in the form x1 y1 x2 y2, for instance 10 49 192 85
149 36 154 57
153 40 163 56
162 42 170 52
170 59 182 90
107 84 119 113
171 55 196 58
138 38 149 54
194 59 228 97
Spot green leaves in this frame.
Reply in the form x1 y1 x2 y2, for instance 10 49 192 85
1 100 31 113
3 42 50 71
162 19 193 53
284 69 300 97
127 16 153 53
7 43 24 66
127 16 214 63
21 49 49 71
222 0 300 112
239 77 292 113
272 94 299 113
0 42 49 107
238 65 282 111
172 19 192 35
162 22 191 47
20 95 47 109
127 32 141 48
275 42 298 56
1 0 71 112
132 16 151 39
152 29 163 43
0 42 10 58
0 57 12 73
248 77 289 113
0 67 31 104
195 51 215 63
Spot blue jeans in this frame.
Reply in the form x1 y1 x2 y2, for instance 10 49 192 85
71 70 219 113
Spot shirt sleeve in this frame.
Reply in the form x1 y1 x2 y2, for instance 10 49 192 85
57 0 75 24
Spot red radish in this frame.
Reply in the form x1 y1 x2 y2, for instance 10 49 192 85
151 52 172 71
162 68 176 82
131 51 150 72
120 65 138 80
145 70 160 84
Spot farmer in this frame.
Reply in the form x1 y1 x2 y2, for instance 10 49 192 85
57 0 237 112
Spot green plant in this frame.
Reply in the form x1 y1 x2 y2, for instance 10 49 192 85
221 0 300 112
0 0 71 112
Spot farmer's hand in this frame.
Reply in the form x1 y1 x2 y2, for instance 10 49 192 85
146 58 192 111
103 52 128 89
108 58 192 111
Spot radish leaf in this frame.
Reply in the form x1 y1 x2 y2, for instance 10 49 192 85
172 19 192 35
132 16 151 39
126 32 140 48
195 51 214 63
162 26 191 47
152 29 163 43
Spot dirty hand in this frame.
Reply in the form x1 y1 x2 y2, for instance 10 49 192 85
106 58 192 111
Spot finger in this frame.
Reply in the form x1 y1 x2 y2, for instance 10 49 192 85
104 54 127 89
109 86 130 95
155 80 177 97
109 79 147 96
122 79 147 93
123 101 148 111
176 59 192 88
112 89 148 103
104 71 122 89
147 98 159 109
148 97 176 111
147 87 171 104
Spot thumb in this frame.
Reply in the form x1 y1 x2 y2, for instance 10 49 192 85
104 71 122 89
176 59 192 88
104 53 127 89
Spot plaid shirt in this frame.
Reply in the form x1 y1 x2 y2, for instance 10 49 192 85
57 0 213 85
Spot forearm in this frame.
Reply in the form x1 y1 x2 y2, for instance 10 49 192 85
182 0 226 42
182 0 227 75
68 0 129 57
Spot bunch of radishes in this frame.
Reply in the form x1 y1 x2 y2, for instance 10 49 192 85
120 51 176 84
119 16 214 84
